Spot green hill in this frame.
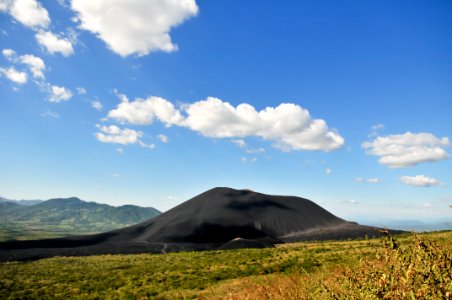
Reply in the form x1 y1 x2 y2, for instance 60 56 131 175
0 197 160 241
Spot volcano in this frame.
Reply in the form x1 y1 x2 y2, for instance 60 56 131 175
0 187 395 261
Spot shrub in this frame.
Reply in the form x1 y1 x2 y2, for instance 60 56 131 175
323 230 452 299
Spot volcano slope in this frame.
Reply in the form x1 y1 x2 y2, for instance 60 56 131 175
0 187 397 261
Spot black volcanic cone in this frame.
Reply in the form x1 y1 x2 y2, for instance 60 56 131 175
0 187 394 261
120 187 346 243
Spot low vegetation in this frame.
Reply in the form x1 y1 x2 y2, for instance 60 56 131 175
0 231 450 299
221 230 452 299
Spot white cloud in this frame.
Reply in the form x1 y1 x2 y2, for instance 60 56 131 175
35 30 74 56
0 66 27 84
355 177 382 183
106 95 344 152
362 132 450 168
95 124 155 150
76 87 86 95
0 1 7 11
231 139 247 148
1 0 50 29
400 175 441 187
71 0 199 57
366 177 382 183
2 48 15 59
91 100 103 111
49 85 72 102
19 54 45 78
2 49 46 79
241 156 257 163
157 134 169 143
95 124 142 145
325 168 332 174
107 95 184 126
181 97 344 151
138 140 155 150
111 172 120 177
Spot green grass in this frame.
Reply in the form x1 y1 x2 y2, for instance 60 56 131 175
0 231 450 299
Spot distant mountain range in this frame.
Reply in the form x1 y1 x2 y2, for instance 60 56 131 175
0 196 160 241
361 219 452 232
0 196 43 206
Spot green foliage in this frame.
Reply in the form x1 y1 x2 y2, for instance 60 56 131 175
0 231 450 299
0 198 160 241
325 230 452 299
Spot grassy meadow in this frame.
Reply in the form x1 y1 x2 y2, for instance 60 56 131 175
0 231 451 299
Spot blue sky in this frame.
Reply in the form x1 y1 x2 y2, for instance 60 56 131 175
1 0 451 222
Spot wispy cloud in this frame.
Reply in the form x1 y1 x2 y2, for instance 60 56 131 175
355 177 382 184
91 100 103 111
40 109 59 118
157 134 169 143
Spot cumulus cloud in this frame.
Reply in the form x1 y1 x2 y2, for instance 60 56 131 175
362 132 450 168
107 96 184 126
49 85 72 102
182 98 344 151
157 134 169 143
400 175 441 187
95 124 155 150
71 0 199 57
2 49 46 79
0 0 50 29
106 95 344 152
19 54 45 78
95 124 142 145
91 100 103 111
35 30 74 56
0 66 27 84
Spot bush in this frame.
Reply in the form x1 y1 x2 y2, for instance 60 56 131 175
324 230 452 299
